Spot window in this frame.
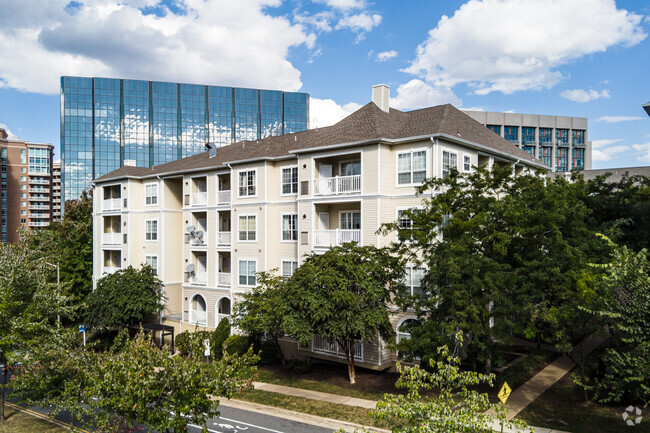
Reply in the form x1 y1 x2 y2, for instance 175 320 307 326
281 167 298 194
522 127 535 145
540 147 552 167
486 125 501 134
239 260 256 286
572 148 584 170
28 148 49 174
555 129 568 145
442 150 457 178
217 298 231 326
282 260 298 278
238 170 256 196
20 176 26 182
282 214 298 241
397 150 427 185
20 185 26 190
397 208 419 241
20 150 26 164
145 255 158 275
572 130 585 146
463 155 471 172
522 146 535 156
20 210 26 216
504 126 518 143
20 218 26 224
145 183 158 205
20 193 26 198
404 266 425 296
340 211 361 230
539 128 552 144
145 220 158 241
238 215 256 241
556 147 568 172
20 168 26 173
21 202 26 207
340 161 361 176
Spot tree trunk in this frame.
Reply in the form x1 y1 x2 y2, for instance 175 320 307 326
344 337 356 384
484 356 492 375
1 359 6 422
579 341 589 403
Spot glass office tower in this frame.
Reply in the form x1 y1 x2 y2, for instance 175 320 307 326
61 77 309 202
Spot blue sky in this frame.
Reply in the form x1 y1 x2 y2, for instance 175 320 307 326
0 0 648 168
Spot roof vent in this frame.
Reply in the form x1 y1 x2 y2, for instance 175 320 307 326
372 84 390 113
123 159 136 167
205 142 217 158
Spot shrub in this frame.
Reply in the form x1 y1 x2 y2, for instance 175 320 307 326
224 335 252 356
259 341 281 366
210 318 231 359
286 358 311 374
175 331 191 356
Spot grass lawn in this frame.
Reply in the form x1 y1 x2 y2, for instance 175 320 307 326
0 405 66 433
236 389 389 429
517 375 650 433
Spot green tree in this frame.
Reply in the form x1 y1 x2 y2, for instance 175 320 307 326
383 165 604 372
0 241 73 421
585 239 650 404
281 243 404 384
84 265 165 331
24 190 93 306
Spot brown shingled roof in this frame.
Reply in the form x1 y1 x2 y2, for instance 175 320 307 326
95 102 544 182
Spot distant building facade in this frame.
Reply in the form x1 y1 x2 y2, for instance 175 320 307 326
52 162 61 221
0 128 54 244
60 76 310 204
462 110 591 172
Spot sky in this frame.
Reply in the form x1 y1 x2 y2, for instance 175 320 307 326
0 0 648 168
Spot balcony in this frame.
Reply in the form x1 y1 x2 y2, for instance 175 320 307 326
53 192 61 197
217 190 231 205
29 187 50 193
314 175 361 196
29 179 49 185
53 199 61 203
29 205 49 210
190 233 208 247
30 213 50 219
217 231 231 245
28 221 50 227
191 192 207 207
217 272 231 287
53 185 61 190
53 212 61 217
191 270 207 286
189 309 207 326
313 229 361 247
102 266 120 275
102 198 121 211
102 232 122 245
572 139 585 147
311 335 363 361
29 196 49 202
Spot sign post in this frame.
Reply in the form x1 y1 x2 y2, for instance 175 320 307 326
203 339 210 362
498 382 512 433
79 324 86 347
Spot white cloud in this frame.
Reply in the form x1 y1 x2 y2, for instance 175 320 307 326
390 79 461 111
294 10 334 33
592 144 630 162
336 12 382 33
0 123 18 139
0 0 315 95
596 115 644 123
313 0 366 10
375 50 398 62
560 88 610 103
632 142 650 162
403 0 646 95
310 98 363 128
592 138 624 149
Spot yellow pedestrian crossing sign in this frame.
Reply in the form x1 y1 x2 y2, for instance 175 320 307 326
498 382 512 404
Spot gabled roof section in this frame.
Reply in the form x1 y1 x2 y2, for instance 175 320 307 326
95 102 544 182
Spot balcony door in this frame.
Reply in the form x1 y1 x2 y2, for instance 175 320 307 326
340 212 361 230
319 163 332 178
318 212 330 230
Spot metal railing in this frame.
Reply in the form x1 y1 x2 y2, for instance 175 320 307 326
191 192 207 206
29 179 49 185
311 335 363 361
217 272 231 287
29 205 49 210
102 266 120 275
313 229 361 247
102 198 121 211
314 175 361 195
217 231 231 245
217 190 231 205
191 271 207 285
29 187 50 193
102 232 122 245
189 309 207 326
28 221 50 227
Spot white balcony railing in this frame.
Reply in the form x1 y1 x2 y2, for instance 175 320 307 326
217 190 231 205
102 266 120 275
102 232 122 245
191 192 207 206
311 335 363 361
217 231 231 245
29 179 49 185
102 198 121 211
29 205 49 210
313 229 361 247
191 270 207 285
30 213 50 219
314 175 361 196
189 309 207 326
29 187 50 193
217 272 231 287
28 221 50 227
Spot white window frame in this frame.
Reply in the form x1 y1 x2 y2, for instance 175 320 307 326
339 159 361 176
281 260 298 279
281 213 298 242
145 219 158 241
340 210 361 230
189 293 208 326
442 149 458 179
238 259 257 287
280 166 298 196
145 182 158 206
145 255 159 275
396 148 429 187
463 153 472 172
237 169 257 198
396 207 422 243
238 214 257 242
404 265 426 296
396 316 420 360
216 296 231 327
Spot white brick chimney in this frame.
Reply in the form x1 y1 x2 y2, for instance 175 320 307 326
372 84 390 113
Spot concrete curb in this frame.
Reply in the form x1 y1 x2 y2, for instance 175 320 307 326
222 398 390 433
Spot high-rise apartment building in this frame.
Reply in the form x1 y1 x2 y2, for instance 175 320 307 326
61 76 310 203
92 85 545 368
1 128 54 244
52 162 61 221
462 110 591 172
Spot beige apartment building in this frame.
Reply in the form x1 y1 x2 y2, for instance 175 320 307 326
1 128 54 244
92 86 546 369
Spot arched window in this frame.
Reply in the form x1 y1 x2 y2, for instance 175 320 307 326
396 317 420 361
189 294 207 326
216 297 231 327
